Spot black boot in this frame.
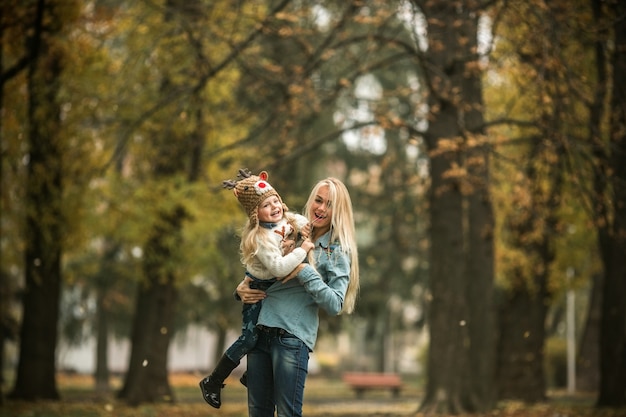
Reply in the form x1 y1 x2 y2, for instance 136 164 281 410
199 355 239 408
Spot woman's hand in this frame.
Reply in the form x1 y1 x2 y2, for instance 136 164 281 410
281 263 306 284
236 277 267 304
300 223 312 240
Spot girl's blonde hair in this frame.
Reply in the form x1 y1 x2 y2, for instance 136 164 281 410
304 178 360 314
240 219 263 266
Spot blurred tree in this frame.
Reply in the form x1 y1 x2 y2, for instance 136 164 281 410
400 0 496 413
577 274 601 392
488 0 625 407
61 235 138 393
103 0 283 404
2 0 110 400
92 243 129 392
351 130 426 373
7 0 81 401
575 0 609 394
351 9 430 374
595 0 626 407
491 0 572 401
182 226 244 367
116 0 207 404
0 0 28 404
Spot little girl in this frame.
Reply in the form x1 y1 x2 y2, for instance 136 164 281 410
199 169 313 409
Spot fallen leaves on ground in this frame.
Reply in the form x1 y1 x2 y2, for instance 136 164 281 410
1 373 623 417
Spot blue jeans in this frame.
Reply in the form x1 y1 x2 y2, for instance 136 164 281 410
247 327 309 417
224 278 275 363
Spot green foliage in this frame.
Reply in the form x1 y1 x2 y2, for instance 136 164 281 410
487 0 599 299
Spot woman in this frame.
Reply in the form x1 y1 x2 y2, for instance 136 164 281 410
236 177 359 417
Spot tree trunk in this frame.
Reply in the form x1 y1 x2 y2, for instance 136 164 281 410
422 148 467 414
213 325 228 367
496 272 548 402
0 2 6 405
118 279 177 405
576 273 601 392
420 24 468 408
118 210 182 405
494 0 571 401
416 0 492 413
462 11 496 412
375 309 387 372
597 215 626 407
94 287 110 393
597 1 626 405
93 241 120 393
117 0 206 405
465 110 496 410
581 0 607 395
9 0 66 400
495 159 559 402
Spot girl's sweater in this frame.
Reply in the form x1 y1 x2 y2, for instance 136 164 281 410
246 213 309 280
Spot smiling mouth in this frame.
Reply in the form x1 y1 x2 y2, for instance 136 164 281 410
313 213 326 222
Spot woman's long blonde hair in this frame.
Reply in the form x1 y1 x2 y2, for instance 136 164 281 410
304 178 359 314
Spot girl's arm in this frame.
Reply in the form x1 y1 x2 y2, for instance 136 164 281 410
255 240 309 278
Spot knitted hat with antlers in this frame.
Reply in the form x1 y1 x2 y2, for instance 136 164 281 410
222 168 288 226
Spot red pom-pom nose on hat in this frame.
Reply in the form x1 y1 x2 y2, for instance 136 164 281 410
254 180 272 195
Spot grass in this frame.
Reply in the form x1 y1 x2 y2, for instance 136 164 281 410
0 372 621 417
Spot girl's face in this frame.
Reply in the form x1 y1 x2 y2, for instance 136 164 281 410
310 185 332 233
257 195 283 223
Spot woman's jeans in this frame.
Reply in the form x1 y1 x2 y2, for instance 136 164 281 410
247 326 309 417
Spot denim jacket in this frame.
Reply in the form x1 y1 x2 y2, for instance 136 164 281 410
256 230 350 351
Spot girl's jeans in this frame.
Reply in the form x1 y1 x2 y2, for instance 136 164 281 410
224 278 275 362
247 326 309 417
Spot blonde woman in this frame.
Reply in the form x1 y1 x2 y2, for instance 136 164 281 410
236 177 360 417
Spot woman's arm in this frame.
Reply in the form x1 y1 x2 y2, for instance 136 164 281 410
235 277 267 304
293 250 350 316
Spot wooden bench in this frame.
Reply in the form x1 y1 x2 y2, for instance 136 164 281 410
342 372 403 398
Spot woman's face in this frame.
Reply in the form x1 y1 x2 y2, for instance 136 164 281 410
310 185 332 233
257 195 283 223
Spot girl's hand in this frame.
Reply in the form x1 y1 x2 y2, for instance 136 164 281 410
281 263 306 284
301 238 314 252
236 277 267 304
281 238 296 255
